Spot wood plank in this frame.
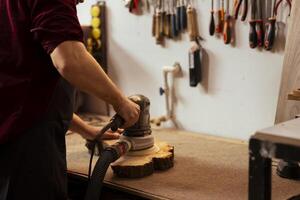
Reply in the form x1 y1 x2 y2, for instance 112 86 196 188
275 0 300 123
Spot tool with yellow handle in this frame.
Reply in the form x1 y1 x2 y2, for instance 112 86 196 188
187 4 198 41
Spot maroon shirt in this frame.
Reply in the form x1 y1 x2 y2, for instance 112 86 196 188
0 0 83 144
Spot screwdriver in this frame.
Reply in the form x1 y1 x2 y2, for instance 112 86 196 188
264 0 276 51
216 0 224 33
223 0 231 44
256 0 264 47
180 0 187 30
249 0 257 48
209 0 215 36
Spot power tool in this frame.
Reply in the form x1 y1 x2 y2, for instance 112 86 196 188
84 94 157 200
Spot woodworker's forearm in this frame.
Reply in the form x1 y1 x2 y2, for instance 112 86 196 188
51 41 125 111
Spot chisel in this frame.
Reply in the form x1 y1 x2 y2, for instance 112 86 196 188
209 0 215 36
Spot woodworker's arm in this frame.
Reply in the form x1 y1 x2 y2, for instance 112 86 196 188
50 41 139 128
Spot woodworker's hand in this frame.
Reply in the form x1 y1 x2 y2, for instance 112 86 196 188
113 97 140 129
89 126 123 141
70 114 123 140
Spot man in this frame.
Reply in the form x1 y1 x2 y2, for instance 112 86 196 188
0 0 140 199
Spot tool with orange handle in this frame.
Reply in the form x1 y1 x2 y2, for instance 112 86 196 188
209 0 215 36
223 0 231 44
216 0 225 33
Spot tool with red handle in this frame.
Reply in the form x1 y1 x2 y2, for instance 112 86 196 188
216 0 225 33
256 0 264 47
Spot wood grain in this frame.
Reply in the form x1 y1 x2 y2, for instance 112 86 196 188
67 127 300 200
275 0 300 123
111 142 174 178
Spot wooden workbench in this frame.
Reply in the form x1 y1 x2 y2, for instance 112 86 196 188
66 128 300 200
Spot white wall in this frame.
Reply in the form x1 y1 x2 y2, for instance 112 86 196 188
77 0 287 140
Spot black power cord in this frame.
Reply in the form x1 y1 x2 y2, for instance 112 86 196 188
85 115 125 200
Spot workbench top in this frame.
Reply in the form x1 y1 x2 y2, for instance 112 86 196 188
66 128 300 200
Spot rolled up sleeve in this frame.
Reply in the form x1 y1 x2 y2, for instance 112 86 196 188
28 0 83 54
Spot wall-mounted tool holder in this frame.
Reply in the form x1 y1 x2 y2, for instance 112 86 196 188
209 0 292 51
125 0 198 45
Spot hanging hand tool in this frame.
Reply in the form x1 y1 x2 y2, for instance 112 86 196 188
170 0 179 38
189 39 202 87
264 0 292 50
216 0 225 33
176 0 182 32
187 3 199 41
163 0 171 37
234 0 248 21
223 0 232 44
160 0 166 36
249 0 257 48
180 0 187 30
155 7 164 44
152 0 158 37
256 0 264 47
209 0 216 36
129 0 141 13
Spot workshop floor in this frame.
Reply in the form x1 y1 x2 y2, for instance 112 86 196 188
67 128 300 200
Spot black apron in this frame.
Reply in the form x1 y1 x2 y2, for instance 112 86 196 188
0 78 74 200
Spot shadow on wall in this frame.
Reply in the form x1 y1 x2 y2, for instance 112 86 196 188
200 48 210 94
107 39 156 95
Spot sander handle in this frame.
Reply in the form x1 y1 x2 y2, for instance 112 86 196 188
110 115 125 132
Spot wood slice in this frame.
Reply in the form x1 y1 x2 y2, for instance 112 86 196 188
111 141 174 178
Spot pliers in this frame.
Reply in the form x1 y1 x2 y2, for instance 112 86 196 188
234 0 248 21
264 0 292 50
273 0 292 16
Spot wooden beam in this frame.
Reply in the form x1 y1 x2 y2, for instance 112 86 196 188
275 0 300 123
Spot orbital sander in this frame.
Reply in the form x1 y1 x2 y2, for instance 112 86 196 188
84 95 174 200
86 95 157 155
